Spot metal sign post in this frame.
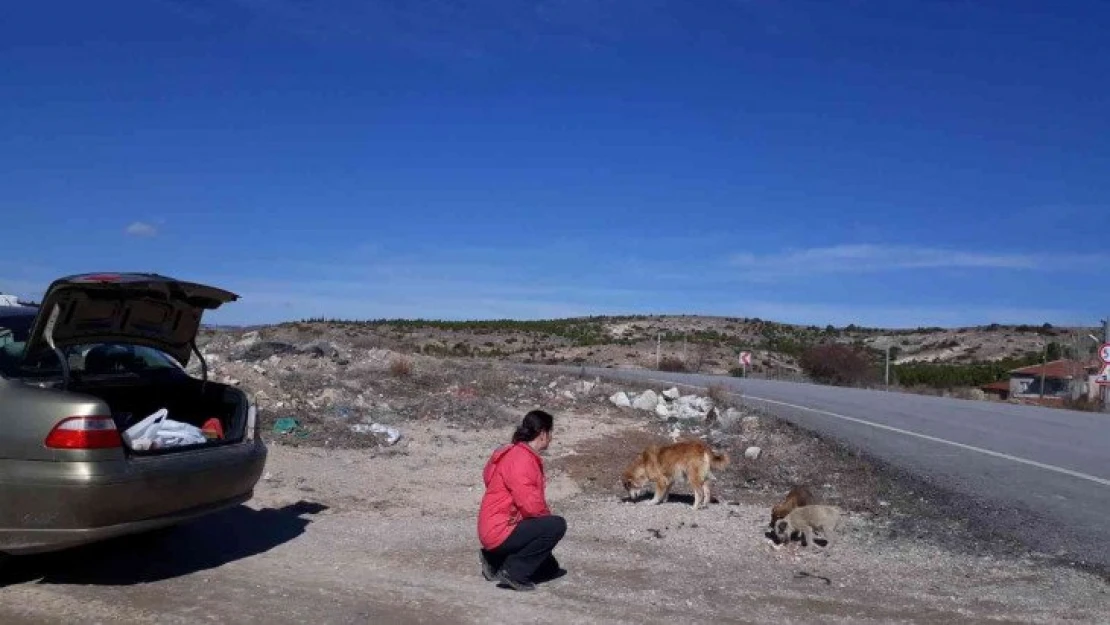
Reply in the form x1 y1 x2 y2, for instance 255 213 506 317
1099 319 1110 412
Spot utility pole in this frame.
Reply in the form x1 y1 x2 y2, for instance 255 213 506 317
1039 339 1046 399
1102 317 1110 413
656 332 661 370
884 345 891 391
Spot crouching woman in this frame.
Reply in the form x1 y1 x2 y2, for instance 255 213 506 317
477 409 567 591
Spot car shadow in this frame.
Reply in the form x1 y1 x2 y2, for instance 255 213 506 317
1 500 328 587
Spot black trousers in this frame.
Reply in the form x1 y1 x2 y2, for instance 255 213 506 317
483 515 567 582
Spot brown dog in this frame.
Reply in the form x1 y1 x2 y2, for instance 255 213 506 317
770 485 816 528
620 440 730 509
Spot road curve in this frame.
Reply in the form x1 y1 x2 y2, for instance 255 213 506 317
524 364 1110 574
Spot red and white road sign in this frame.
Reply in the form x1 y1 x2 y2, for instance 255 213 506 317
1099 342 1110 365
739 351 752 367
1095 364 1110 387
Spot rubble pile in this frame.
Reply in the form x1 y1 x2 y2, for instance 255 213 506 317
188 329 627 448
610 386 745 426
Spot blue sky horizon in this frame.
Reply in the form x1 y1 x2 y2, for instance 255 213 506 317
2 1 1108 328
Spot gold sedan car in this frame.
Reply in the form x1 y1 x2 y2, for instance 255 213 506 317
0 273 267 557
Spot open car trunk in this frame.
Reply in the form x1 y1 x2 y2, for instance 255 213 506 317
69 376 250 455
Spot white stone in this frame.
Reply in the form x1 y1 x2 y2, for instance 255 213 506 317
670 395 713 420
573 379 598 395
654 402 671 418
609 392 632 408
632 390 660 411
561 390 577 401
662 387 681 400
744 446 762 461
720 408 744 429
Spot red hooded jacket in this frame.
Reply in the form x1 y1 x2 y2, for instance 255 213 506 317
477 442 551 550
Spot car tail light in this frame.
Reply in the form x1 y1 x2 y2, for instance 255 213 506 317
45 416 122 449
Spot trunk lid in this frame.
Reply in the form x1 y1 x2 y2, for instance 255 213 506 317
20 273 238 367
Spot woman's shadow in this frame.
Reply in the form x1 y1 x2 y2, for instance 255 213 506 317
1 500 328 587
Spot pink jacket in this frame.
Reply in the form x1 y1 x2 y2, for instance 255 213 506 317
477 442 551 550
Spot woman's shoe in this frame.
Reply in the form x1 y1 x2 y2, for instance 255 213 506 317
494 570 536 591
479 550 497 582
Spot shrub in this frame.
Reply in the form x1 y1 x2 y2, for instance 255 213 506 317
706 383 732 407
658 356 687 372
799 343 874 387
389 356 413 378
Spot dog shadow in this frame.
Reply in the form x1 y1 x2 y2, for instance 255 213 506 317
620 493 724 506
0 500 328 587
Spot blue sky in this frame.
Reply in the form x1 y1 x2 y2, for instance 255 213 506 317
2 0 1108 327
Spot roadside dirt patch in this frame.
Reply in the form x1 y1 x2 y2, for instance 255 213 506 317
548 427 668 497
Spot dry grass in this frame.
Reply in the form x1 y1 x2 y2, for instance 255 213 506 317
705 382 732 408
389 356 413 378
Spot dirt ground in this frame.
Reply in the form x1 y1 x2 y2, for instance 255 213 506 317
1 401 1107 624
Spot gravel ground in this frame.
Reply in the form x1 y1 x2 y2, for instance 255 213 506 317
0 403 1106 624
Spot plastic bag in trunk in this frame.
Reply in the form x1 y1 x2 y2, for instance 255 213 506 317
122 408 209 450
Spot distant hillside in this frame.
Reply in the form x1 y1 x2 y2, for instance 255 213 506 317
216 314 1098 380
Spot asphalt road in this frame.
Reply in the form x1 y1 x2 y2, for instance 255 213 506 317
527 365 1110 574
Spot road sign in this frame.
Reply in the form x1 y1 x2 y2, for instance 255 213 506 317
1099 343 1110 365
739 351 752 367
1096 364 1110 386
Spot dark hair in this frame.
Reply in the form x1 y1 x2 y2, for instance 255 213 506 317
512 409 554 444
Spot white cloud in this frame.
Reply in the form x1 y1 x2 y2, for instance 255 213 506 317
727 244 1099 279
125 221 159 237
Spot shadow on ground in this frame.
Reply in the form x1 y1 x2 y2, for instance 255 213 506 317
1 500 327 587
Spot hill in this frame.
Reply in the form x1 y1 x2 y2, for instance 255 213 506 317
208 314 1099 384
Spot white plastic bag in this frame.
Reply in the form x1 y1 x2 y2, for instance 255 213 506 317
121 408 208 450
152 419 208 448
122 408 168 451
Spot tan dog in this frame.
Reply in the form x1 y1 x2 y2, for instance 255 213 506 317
772 504 843 548
770 485 817 528
620 440 730 509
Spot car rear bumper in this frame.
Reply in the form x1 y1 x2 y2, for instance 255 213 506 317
0 439 267 555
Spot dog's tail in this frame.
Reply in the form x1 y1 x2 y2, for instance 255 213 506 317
709 450 730 470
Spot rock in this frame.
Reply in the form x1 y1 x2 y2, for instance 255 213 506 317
632 390 660 411
609 392 632 408
662 387 681 400
351 423 402 446
671 395 712 420
297 340 340 359
744 446 762 461
561 390 577 401
654 402 671 418
548 381 558 389
573 379 598 395
704 407 718 427
719 408 744 430
316 388 344 406
236 331 260 347
234 341 296 362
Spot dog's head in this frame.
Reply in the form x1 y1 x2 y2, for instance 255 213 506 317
772 518 793 543
620 464 649 498
769 501 792 527
620 448 655 498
